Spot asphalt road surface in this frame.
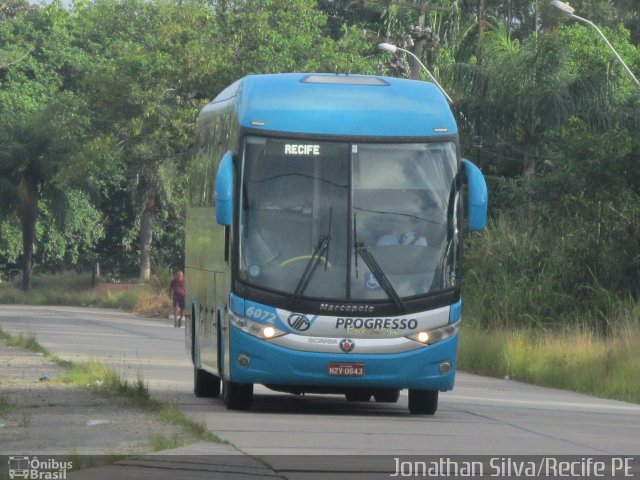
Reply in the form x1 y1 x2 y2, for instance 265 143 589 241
1 305 639 478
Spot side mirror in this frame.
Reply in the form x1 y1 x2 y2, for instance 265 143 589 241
462 159 488 231
215 151 234 226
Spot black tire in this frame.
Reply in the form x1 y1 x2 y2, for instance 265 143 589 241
223 380 253 410
373 389 400 403
345 391 371 402
194 367 221 398
408 389 438 415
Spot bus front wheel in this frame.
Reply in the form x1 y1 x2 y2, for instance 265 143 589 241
223 380 253 410
194 367 220 398
408 389 438 415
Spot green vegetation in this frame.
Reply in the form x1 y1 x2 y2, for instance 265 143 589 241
57 361 153 408
0 271 171 317
3 331 50 355
459 323 640 404
0 0 373 287
460 172 640 402
0 328 75 368
148 433 185 452
156 403 223 444
0 393 11 419
0 281 147 313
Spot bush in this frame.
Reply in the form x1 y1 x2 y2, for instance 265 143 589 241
464 172 640 334
0 271 169 316
458 316 640 404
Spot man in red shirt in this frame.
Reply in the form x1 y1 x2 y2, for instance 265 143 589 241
169 270 186 327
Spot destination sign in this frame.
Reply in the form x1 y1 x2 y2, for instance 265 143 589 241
284 144 320 155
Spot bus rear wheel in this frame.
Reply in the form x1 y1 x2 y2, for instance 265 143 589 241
223 380 253 410
194 367 221 398
408 389 438 415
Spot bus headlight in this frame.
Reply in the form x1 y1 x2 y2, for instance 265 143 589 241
407 321 460 345
416 331 430 343
229 312 287 340
262 326 276 338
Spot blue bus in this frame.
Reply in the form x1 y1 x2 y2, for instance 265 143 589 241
185 73 487 414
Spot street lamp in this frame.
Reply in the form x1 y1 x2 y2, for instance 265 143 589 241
550 0 640 88
378 42 454 103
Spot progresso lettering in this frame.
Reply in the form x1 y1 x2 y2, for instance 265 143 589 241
335 318 418 330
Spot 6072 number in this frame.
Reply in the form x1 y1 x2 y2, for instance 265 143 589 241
245 306 277 323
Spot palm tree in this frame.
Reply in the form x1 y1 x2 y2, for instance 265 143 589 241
478 25 574 178
0 109 75 290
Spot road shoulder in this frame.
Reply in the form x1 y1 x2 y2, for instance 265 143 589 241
0 336 191 456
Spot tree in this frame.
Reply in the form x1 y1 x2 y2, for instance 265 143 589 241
71 0 220 280
74 0 374 281
549 0 640 46
0 5 90 289
0 0 31 21
474 26 575 178
213 0 374 82
0 106 82 289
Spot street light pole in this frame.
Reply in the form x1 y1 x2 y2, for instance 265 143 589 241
550 0 640 88
378 42 454 103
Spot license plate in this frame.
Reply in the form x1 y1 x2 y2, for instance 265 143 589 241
328 363 365 376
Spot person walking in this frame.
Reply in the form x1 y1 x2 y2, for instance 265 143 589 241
169 270 186 327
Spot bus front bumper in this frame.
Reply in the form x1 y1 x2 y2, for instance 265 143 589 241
228 328 458 391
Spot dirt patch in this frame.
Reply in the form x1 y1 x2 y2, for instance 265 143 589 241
0 340 190 455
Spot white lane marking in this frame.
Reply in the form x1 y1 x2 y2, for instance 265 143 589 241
444 393 640 413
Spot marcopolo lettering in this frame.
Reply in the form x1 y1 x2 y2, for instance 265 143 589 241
335 318 418 330
319 303 375 313
284 144 320 155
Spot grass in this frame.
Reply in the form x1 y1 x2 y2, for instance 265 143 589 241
0 328 73 368
57 361 154 409
157 403 224 444
458 321 640 404
0 271 171 317
3 331 50 355
0 393 11 419
148 407 228 450
149 432 186 451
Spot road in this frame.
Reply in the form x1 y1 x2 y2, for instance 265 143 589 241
1 305 639 478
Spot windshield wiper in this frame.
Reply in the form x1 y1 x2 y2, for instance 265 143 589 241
289 208 333 306
289 235 332 306
354 241 405 312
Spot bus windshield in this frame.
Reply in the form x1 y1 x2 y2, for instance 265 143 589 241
238 136 459 304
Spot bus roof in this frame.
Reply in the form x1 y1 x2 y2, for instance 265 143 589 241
200 73 457 138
